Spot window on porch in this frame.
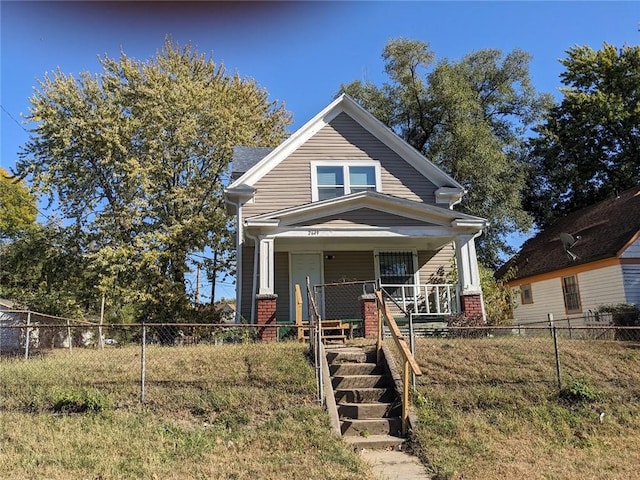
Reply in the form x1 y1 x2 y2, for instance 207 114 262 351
377 251 416 299
378 251 415 286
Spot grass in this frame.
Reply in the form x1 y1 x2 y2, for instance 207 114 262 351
0 342 371 480
408 335 640 480
6 334 640 479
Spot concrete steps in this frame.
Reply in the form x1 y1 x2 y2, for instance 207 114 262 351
326 345 404 450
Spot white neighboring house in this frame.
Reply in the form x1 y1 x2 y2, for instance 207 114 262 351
499 186 640 325
0 299 22 353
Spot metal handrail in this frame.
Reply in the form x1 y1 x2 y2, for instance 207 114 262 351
375 289 422 436
294 284 304 340
306 277 324 405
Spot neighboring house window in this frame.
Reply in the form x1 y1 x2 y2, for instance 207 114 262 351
520 283 533 305
311 162 380 201
561 275 582 313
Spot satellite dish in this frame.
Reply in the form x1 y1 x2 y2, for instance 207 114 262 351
560 232 581 261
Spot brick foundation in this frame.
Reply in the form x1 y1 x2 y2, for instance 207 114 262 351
256 294 278 342
461 294 483 320
360 294 378 339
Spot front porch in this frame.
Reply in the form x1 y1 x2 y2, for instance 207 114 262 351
240 241 478 321
292 280 461 343
232 191 487 330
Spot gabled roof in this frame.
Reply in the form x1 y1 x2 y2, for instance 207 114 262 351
245 190 487 232
499 185 640 281
227 94 464 193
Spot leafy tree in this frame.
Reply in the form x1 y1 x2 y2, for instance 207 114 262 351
0 167 37 238
16 38 291 321
0 223 90 317
340 38 552 267
527 43 640 227
480 264 516 325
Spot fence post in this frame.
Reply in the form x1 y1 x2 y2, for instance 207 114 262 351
66 317 72 353
99 294 105 349
24 311 31 359
140 324 146 404
549 313 562 389
409 313 416 390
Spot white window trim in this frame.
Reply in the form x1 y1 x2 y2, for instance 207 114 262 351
310 161 382 202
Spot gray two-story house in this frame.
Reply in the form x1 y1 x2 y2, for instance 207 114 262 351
225 94 487 332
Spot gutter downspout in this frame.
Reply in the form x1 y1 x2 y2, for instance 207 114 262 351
230 199 243 324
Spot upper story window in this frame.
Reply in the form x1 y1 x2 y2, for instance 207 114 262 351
311 162 381 201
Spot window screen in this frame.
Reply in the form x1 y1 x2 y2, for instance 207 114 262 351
349 166 376 193
316 166 344 200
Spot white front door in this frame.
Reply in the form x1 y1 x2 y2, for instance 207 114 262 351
290 253 323 320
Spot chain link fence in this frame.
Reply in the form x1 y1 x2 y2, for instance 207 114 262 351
3 305 640 417
313 280 376 338
0 316 290 413
398 325 640 398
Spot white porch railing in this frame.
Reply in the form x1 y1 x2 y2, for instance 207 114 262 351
378 283 460 316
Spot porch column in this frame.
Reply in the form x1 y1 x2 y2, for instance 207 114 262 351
455 235 481 294
258 236 275 295
360 294 378 339
256 293 278 342
455 235 486 321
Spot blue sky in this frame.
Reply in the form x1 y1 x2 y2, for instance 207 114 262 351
1 1 638 300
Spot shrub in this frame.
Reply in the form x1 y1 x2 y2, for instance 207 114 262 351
447 313 486 338
51 387 112 414
597 304 640 341
559 378 599 404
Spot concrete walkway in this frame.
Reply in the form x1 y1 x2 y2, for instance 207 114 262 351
360 449 432 480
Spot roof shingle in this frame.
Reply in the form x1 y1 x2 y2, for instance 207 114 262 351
499 185 640 280
231 146 274 180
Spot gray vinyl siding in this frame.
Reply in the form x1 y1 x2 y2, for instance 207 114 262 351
417 244 455 283
243 112 438 217
622 264 640 305
274 252 291 321
322 251 375 320
240 244 254 322
291 208 435 227
323 251 376 283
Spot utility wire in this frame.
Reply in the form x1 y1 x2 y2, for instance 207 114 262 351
0 104 28 133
